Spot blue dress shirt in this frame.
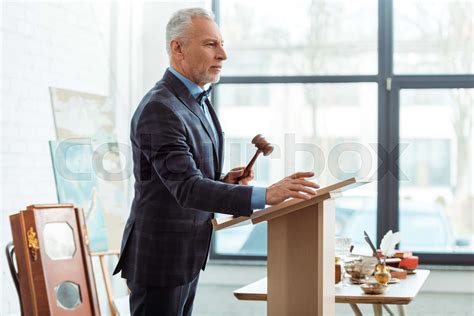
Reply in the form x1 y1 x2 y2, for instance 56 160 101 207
168 67 266 210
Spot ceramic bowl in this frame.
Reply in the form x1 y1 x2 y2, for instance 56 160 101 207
345 256 378 281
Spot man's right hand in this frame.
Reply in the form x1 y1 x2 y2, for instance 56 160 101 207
265 172 320 205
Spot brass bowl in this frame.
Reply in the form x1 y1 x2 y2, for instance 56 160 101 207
360 283 388 295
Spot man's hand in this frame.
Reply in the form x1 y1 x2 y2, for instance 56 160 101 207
222 166 254 185
265 171 319 205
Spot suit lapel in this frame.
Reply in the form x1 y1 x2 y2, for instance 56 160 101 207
162 70 221 173
206 99 224 175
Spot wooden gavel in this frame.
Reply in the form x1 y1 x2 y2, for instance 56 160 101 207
237 134 274 181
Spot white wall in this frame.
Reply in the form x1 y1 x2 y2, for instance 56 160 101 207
131 0 210 105
0 1 119 313
0 1 210 314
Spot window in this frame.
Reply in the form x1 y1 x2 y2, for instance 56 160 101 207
399 89 473 254
393 0 474 74
211 0 474 264
215 82 378 257
221 0 378 76
401 139 451 187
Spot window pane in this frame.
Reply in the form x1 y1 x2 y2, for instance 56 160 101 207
399 89 474 253
394 0 474 74
214 83 378 256
220 0 378 76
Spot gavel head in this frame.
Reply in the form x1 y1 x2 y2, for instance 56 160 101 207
251 134 274 156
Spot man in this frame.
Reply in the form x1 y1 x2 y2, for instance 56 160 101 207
113 7 319 315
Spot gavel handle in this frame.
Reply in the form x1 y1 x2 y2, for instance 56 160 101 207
238 150 262 181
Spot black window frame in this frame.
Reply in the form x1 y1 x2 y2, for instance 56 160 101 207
210 0 474 265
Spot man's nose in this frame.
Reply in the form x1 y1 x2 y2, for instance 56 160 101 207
217 45 227 61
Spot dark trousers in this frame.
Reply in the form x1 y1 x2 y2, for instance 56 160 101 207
127 275 200 316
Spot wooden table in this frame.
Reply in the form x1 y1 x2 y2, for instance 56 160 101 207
234 269 430 316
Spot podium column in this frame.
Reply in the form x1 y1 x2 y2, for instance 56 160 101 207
267 198 336 316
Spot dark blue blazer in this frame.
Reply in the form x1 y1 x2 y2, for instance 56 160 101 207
113 70 253 287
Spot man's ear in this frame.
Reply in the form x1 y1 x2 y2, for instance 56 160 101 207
170 40 184 59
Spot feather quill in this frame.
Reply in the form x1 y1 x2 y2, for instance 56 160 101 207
363 230 382 264
380 230 401 258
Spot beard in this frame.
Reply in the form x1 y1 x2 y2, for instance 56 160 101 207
193 69 221 86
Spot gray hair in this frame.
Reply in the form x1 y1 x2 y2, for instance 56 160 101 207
166 8 215 55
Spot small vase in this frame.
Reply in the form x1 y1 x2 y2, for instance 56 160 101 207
374 263 391 285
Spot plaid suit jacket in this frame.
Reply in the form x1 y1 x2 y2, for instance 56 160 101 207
113 70 253 287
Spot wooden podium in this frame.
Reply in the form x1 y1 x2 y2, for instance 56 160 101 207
212 178 368 316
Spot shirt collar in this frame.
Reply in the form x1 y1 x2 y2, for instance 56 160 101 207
168 67 211 100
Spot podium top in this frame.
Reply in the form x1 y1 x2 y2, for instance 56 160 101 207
212 177 369 231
